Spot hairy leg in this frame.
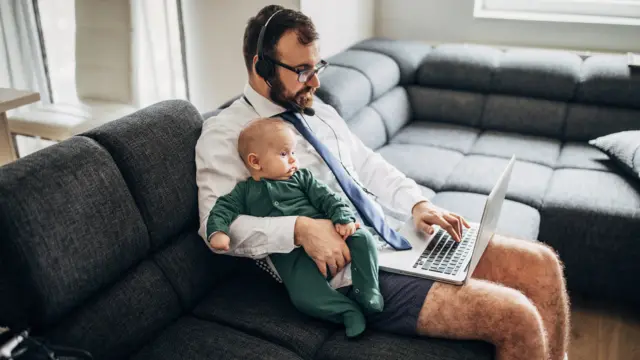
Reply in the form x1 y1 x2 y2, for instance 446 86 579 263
472 235 570 360
417 279 548 360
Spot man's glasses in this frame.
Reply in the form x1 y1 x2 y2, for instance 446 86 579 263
267 57 328 83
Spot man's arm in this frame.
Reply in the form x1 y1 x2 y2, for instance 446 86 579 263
346 126 429 215
342 111 468 242
196 117 298 258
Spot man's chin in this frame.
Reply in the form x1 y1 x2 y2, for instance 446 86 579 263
296 95 314 109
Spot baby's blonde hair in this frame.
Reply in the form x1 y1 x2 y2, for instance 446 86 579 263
237 118 293 165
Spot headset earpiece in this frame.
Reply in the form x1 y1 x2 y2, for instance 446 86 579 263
255 58 274 80
255 9 283 82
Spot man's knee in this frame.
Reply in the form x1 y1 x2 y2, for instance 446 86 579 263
530 242 565 284
490 288 546 344
537 242 563 269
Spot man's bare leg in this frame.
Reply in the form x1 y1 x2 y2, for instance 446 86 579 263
417 279 548 360
472 235 570 360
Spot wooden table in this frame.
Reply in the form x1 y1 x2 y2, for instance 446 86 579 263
0 88 40 166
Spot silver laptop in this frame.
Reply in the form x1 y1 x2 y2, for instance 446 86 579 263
378 155 516 285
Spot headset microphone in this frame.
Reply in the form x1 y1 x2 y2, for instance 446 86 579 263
302 107 315 116
288 100 315 116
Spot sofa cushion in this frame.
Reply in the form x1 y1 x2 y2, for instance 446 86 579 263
589 130 640 180
481 95 566 138
133 317 303 360
347 106 387 150
83 100 203 249
419 184 436 200
576 54 640 110
556 142 612 171
317 66 372 120
370 87 412 138
431 192 540 240
416 44 501 92
564 104 640 142
47 261 182 360
193 267 336 360
391 121 480 153
490 49 581 102
0 136 149 328
153 231 243 310
540 169 640 303
408 86 485 127
378 144 465 191
443 155 553 208
351 38 432 85
316 331 494 360
469 131 561 167
543 169 640 227
327 49 400 99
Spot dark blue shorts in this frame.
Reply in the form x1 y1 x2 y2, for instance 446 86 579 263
339 270 434 335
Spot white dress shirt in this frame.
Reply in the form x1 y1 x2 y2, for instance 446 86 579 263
195 83 428 288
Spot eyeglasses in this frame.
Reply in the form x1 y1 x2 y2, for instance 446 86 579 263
267 57 329 83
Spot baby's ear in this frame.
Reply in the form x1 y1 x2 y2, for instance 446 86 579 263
247 153 261 170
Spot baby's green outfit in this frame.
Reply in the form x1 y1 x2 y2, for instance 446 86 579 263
207 168 382 337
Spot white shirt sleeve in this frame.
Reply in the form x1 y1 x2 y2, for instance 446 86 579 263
344 118 429 215
196 115 298 259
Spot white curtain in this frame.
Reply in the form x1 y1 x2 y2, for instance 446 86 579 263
131 0 188 108
0 0 50 105
1 0 188 110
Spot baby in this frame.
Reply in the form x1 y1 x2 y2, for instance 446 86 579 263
207 118 383 337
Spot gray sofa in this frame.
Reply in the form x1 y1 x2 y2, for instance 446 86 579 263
320 39 640 308
1 38 639 360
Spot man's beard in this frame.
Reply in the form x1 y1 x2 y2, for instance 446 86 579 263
269 76 315 112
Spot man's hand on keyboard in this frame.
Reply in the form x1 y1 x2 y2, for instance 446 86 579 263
411 201 470 242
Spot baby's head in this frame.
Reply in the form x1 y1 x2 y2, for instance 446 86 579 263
238 118 299 180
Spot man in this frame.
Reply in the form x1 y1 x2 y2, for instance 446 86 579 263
196 5 570 360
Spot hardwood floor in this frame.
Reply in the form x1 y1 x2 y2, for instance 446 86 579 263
569 298 640 360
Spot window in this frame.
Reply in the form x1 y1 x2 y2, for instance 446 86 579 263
38 0 78 104
0 1 49 104
2 0 188 107
475 0 640 26
132 0 188 107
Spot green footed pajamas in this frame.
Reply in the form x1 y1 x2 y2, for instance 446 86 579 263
270 228 381 337
207 169 383 337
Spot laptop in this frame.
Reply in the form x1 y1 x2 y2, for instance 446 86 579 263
378 155 516 285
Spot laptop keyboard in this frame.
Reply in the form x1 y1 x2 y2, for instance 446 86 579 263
412 226 478 275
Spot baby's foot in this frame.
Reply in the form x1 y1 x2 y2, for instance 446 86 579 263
354 288 384 314
343 310 366 338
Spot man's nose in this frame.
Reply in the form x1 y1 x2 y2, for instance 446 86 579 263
306 72 320 88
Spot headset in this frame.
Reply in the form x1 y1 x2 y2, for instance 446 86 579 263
253 9 315 116
254 9 283 83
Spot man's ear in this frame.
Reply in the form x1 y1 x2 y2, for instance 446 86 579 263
247 153 261 171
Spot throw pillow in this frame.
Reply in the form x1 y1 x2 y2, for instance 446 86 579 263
589 130 640 179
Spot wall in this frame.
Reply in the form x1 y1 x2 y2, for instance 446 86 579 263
300 0 375 58
182 0 299 112
376 0 640 53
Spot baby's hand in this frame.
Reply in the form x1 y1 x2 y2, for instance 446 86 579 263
335 222 359 240
209 232 231 251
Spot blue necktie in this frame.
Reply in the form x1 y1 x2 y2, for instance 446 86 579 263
280 111 412 250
